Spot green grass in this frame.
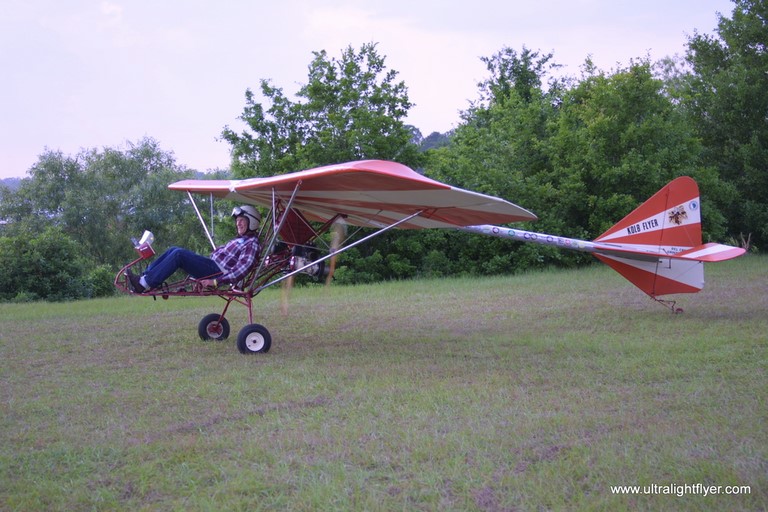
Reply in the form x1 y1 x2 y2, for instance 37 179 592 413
1 256 766 511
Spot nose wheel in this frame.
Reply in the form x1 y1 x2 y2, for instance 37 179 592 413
198 313 230 340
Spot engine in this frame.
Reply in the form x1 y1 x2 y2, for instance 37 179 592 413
290 245 330 280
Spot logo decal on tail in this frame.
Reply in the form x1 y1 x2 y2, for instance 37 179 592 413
668 206 688 225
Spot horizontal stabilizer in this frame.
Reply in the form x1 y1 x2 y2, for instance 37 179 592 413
591 241 746 263
672 243 746 262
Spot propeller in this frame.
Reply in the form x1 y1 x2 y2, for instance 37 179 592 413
280 274 293 316
280 220 346 316
326 220 346 287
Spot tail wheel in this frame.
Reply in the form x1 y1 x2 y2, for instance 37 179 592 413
237 324 272 354
198 313 230 341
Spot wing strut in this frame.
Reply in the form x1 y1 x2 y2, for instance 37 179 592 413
251 181 305 281
187 191 217 250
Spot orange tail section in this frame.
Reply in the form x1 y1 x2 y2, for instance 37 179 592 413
593 177 711 298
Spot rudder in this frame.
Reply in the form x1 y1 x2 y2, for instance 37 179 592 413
595 176 702 251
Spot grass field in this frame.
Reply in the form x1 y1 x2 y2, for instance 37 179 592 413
1 255 766 511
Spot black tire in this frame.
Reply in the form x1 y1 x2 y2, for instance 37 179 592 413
198 313 230 341
236 324 272 354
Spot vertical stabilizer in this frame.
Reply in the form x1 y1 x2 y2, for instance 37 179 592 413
595 176 702 250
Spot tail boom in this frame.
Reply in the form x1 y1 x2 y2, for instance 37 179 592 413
460 225 600 254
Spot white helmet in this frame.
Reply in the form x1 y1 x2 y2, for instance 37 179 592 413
231 205 261 231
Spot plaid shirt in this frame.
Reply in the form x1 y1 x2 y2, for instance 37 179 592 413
210 234 260 284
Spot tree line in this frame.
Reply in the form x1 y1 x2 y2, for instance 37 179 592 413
0 0 763 301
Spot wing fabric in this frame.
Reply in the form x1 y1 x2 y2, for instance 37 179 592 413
169 160 537 229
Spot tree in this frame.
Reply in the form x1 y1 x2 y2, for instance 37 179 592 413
426 47 574 270
426 49 727 275
0 227 108 301
430 47 561 197
419 131 452 152
547 60 720 238
221 43 422 178
0 138 200 268
477 46 564 106
683 0 768 247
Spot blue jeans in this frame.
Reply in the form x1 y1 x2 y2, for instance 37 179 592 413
143 246 221 288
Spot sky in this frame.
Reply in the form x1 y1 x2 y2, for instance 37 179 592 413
0 0 735 179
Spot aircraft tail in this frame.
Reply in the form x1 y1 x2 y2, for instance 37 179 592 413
592 176 745 299
463 176 745 307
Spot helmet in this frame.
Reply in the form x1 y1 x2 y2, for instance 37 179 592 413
231 205 261 231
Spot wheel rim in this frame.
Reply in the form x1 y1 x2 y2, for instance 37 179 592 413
245 332 265 351
206 322 223 338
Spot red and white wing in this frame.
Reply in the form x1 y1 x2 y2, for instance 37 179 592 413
169 160 537 229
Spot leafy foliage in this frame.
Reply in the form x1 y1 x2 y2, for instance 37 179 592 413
546 60 718 237
0 227 108 301
0 138 212 300
222 43 422 178
0 138 205 266
682 0 768 246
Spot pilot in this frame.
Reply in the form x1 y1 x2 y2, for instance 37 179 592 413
127 205 261 293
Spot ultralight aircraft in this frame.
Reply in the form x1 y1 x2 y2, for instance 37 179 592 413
115 160 746 354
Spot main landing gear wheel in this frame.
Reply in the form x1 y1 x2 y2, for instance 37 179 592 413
237 324 272 354
198 313 230 341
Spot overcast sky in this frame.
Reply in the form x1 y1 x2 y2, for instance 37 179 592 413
0 0 734 179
